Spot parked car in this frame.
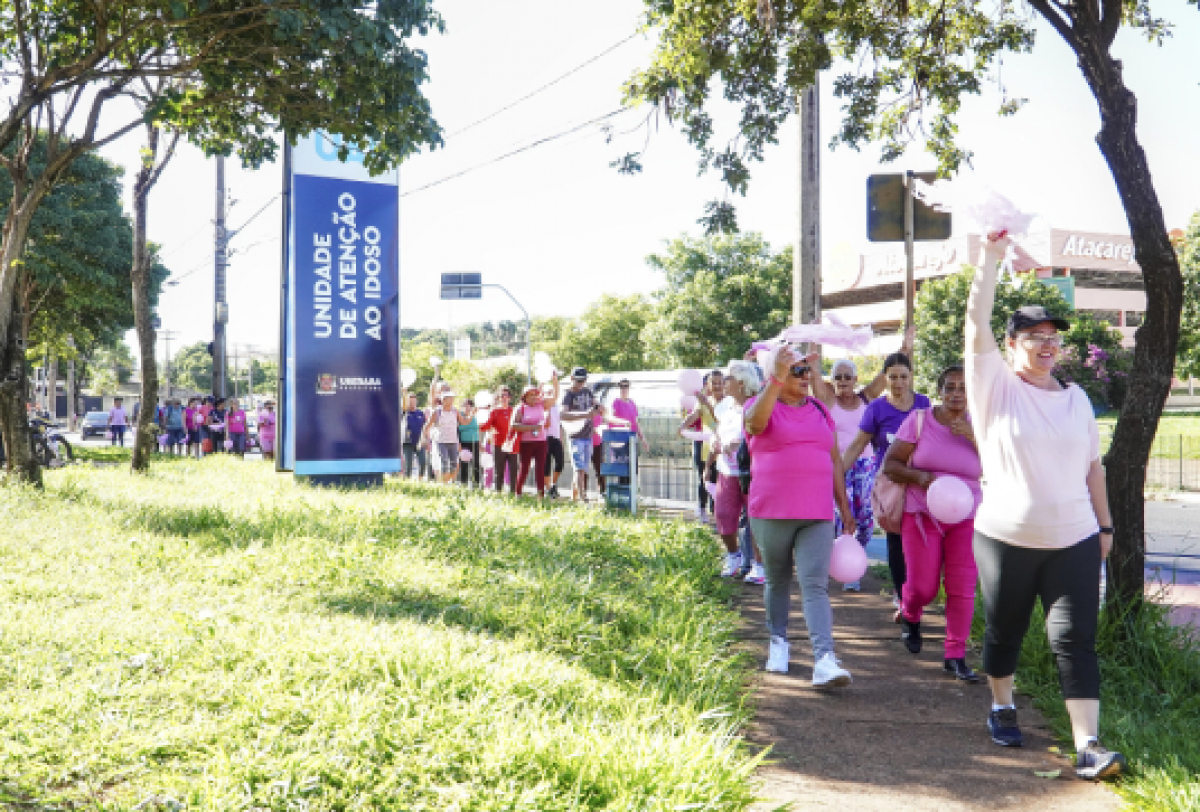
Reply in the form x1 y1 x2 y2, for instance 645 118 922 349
80 411 109 438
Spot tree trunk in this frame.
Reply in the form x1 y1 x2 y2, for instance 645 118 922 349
0 196 43 486
1073 43 1183 613
130 127 160 473
47 355 58 418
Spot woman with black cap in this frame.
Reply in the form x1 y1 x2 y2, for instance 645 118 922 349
966 233 1125 781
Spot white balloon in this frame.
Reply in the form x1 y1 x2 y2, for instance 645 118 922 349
400 368 417 388
535 365 555 384
475 391 494 408
534 351 551 367
430 356 442 367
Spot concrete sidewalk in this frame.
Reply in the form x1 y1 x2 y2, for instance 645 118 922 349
735 571 1120 812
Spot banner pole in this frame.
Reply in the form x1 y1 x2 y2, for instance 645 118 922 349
276 138 292 472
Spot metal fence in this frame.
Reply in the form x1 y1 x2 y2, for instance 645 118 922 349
1099 428 1200 492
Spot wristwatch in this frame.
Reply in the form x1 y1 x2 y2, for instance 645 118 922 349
1099 526 1114 535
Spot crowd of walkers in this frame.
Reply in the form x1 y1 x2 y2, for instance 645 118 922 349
103 395 277 460
681 233 1125 781
400 364 648 498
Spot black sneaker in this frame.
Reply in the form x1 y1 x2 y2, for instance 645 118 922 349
1075 740 1128 781
548 485 559 499
943 657 981 683
901 618 922 654
988 707 1023 747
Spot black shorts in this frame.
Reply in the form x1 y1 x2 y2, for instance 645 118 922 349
544 436 565 476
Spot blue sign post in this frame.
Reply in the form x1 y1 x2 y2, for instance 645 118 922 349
278 133 401 485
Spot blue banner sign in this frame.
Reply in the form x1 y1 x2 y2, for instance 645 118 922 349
281 133 401 474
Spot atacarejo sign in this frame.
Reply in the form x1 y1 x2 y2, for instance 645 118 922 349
280 133 401 475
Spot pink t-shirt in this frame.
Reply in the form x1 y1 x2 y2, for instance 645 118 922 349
227 410 247 434
516 403 546 442
895 408 983 520
591 416 609 446
258 410 276 439
185 407 202 431
108 407 127 427
831 397 869 458
611 398 639 433
745 396 836 521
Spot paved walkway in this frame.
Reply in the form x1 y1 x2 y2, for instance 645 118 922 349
734 570 1120 811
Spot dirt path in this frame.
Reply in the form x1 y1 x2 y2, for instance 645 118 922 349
735 570 1121 811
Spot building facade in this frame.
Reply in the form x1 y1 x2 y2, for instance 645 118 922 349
821 225 1151 352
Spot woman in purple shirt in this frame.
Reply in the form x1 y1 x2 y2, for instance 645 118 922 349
841 351 930 608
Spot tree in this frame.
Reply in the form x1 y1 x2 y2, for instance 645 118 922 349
1177 214 1200 381
549 294 655 373
1 0 442 483
87 340 137 396
171 343 213 395
530 315 580 371
642 233 793 368
627 0 1186 611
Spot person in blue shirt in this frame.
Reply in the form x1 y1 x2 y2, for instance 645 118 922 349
402 393 429 479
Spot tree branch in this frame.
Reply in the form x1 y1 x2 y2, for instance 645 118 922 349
1027 0 1084 52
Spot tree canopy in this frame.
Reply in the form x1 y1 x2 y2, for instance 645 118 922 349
1 139 167 358
642 232 793 367
1177 214 1200 381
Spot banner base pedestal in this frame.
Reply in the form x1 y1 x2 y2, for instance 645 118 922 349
299 473 385 489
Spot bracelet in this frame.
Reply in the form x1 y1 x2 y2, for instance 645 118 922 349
767 375 784 388
1099 526 1114 535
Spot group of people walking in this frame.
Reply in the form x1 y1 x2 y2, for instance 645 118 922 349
400 365 648 499
686 234 1125 781
105 395 277 460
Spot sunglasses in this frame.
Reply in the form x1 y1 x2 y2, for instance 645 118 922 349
833 374 855 381
789 365 812 378
1017 333 1064 348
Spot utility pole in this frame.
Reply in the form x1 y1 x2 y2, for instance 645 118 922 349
213 156 229 398
159 329 179 400
66 335 76 431
794 80 821 327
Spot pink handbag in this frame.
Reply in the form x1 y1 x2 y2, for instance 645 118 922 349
871 408 926 535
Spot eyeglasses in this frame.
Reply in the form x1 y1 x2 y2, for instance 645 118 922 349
833 374 855 381
789 365 811 378
1017 333 1064 348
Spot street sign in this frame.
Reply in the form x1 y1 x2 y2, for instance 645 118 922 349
440 272 482 300
1040 276 1076 308
867 173 952 243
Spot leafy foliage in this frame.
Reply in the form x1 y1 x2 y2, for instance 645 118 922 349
642 233 792 368
552 294 657 374
0 139 167 357
1176 213 1200 381
170 342 213 394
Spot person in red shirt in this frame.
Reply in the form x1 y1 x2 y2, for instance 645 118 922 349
478 385 519 493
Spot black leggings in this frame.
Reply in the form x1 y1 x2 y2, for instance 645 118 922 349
974 531 1102 700
693 440 711 512
887 532 906 600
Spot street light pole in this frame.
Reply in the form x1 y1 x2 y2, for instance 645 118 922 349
483 284 531 386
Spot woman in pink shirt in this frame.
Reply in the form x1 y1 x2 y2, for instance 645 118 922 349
226 398 248 457
510 386 549 497
184 397 203 458
258 401 277 461
882 365 982 681
744 346 854 687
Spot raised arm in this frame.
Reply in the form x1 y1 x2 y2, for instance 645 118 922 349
745 347 799 435
861 324 914 400
809 352 836 408
841 430 872 472
967 234 1010 356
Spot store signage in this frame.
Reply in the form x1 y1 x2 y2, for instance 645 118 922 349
1052 230 1139 271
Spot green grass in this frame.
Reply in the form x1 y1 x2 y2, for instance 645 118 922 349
973 597 1200 811
0 459 759 810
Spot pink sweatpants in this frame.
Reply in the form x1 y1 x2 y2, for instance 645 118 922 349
900 512 978 659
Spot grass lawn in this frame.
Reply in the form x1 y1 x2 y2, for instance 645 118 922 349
0 458 758 810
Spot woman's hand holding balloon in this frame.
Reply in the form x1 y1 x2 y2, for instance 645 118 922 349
773 346 799 381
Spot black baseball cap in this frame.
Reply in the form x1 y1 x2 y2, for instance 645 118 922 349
1006 305 1070 337
571 366 588 380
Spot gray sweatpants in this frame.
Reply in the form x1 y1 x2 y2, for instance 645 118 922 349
751 517 836 660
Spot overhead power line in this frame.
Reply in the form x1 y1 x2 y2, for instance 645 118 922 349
401 107 628 199
444 31 641 140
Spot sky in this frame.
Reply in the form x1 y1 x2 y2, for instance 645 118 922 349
87 0 1200 361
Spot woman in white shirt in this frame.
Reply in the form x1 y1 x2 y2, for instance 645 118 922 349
966 233 1124 781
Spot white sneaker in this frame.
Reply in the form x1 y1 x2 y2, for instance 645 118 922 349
720 552 743 578
812 652 852 688
744 562 765 585
765 635 789 673
842 580 861 592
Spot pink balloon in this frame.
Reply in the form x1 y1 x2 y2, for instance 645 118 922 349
928 476 975 525
676 369 703 396
223 439 234 450
680 394 698 411
157 434 168 445
459 449 473 462
829 534 868 584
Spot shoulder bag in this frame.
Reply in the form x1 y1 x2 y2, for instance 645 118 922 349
871 407 927 535
502 406 523 454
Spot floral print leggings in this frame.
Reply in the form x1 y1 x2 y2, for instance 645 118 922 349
835 456 876 547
